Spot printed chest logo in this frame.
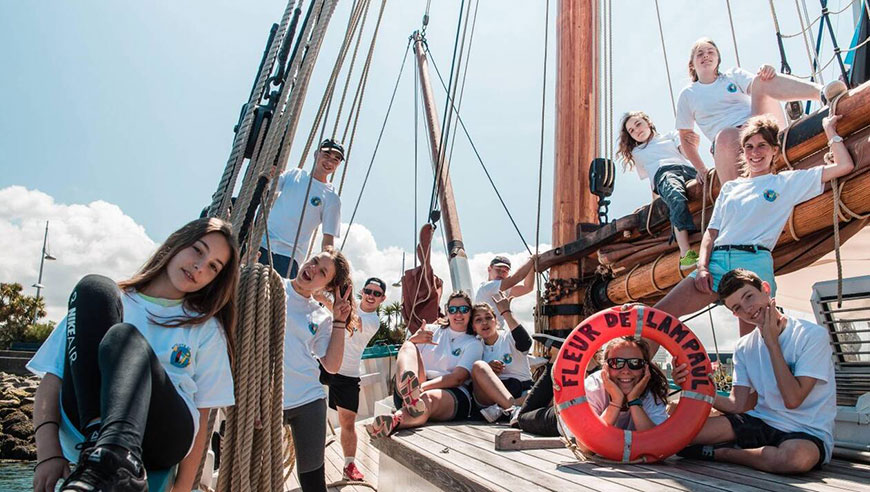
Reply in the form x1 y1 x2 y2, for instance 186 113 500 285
310 196 322 207
726 83 738 93
502 353 513 364
170 344 192 368
451 348 461 356
308 322 318 335
763 189 779 202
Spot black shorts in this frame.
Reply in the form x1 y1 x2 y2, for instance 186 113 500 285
319 365 361 413
391 382 472 421
725 413 826 469
469 377 533 421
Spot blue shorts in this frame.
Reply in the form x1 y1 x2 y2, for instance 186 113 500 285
688 249 777 296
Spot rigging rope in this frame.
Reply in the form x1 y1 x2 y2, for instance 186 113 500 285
725 0 742 66
534 0 550 340
769 0 795 75
654 0 677 116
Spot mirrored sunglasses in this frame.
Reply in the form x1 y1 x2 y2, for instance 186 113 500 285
447 305 471 314
606 357 646 370
362 288 383 298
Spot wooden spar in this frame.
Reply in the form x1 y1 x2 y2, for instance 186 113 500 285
548 0 600 330
412 32 474 294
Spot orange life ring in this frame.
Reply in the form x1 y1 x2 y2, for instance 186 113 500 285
552 305 714 463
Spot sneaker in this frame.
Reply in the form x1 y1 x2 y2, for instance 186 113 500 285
508 406 522 428
679 250 699 271
480 404 508 423
61 445 147 492
821 79 848 105
676 442 733 462
366 413 401 439
342 461 365 481
396 371 426 418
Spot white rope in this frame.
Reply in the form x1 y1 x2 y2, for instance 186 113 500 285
725 0 742 66
654 0 677 116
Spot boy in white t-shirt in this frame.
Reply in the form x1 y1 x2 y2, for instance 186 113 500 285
474 254 536 325
259 138 344 279
318 277 386 482
678 269 836 474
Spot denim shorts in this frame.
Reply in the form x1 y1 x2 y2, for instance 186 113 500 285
688 249 777 296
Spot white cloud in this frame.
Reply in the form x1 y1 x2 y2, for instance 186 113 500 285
0 186 157 322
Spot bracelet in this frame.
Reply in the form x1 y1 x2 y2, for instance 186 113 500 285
608 401 623 409
33 455 67 471
34 421 59 434
627 398 643 407
499 310 512 317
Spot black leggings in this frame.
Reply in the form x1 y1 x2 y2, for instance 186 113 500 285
61 274 194 469
517 364 559 437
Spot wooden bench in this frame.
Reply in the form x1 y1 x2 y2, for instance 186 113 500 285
370 421 870 492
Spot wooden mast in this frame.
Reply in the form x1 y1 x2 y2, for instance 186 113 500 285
412 31 474 295
549 1 600 332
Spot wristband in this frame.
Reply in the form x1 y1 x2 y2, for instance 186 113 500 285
33 455 67 471
499 310 512 317
34 421 59 434
608 401 623 409
627 398 643 407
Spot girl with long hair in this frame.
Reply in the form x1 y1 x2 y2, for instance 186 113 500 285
619 110 703 269
29 217 240 492
655 114 854 339
280 246 356 492
366 291 483 438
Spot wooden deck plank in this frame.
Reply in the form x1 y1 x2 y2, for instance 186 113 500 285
453 424 693 492
682 459 860 492
434 423 644 492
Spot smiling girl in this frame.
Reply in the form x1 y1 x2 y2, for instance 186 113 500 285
367 291 483 438
29 217 239 492
280 247 355 492
619 110 704 268
655 114 854 338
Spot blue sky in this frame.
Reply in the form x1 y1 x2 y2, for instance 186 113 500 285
1 1 863 348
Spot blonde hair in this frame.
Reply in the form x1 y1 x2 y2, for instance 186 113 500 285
617 111 658 171
688 37 722 82
738 115 781 176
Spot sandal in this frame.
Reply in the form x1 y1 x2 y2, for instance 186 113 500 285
396 371 426 417
366 413 401 438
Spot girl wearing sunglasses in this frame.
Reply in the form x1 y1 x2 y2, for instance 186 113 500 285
367 292 483 438
584 336 670 432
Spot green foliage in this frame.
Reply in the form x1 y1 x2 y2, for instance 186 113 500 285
367 300 405 347
0 283 48 349
23 321 56 344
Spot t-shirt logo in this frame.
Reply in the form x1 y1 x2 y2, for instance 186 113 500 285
308 322 318 335
502 353 513 364
763 189 779 202
451 348 461 356
170 344 192 368
310 196 322 207
727 82 738 93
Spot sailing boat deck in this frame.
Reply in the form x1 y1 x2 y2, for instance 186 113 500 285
366 421 870 492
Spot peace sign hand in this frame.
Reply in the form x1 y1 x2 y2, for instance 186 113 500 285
491 290 513 315
333 286 353 323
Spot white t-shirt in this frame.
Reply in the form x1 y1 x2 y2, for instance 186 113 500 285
282 279 334 409
27 291 234 462
732 316 836 463
417 324 483 380
481 327 532 382
475 280 504 324
675 67 755 142
262 168 341 261
708 167 824 250
337 308 380 378
631 131 695 189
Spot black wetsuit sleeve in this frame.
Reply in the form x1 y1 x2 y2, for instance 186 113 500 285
511 323 532 352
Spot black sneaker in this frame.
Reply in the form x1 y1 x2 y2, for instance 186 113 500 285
61 445 148 492
677 442 733 461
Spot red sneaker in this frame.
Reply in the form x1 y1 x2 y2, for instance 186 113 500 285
342 461 365 481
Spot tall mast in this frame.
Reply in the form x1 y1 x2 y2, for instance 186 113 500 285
549 1 600 331
412 31 474 295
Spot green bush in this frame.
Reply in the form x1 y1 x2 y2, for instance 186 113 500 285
23 321 55 344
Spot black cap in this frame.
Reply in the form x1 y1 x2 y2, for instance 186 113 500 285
319 138 345 160
490 256 511 268
364 277 386 293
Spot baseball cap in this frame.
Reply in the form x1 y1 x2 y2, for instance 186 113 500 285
490 256 511 268
319 138 345 160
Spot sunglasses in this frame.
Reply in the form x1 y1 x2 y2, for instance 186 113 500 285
606 358 647 370
362 288 383 298
447 305 471 315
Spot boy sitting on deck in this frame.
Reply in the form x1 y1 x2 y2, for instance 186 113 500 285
678 268 836 473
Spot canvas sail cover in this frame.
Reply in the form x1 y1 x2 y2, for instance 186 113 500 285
402 224 443 334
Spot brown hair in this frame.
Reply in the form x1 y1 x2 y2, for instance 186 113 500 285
617 111 658 171
118 217 240 359
717 268 764 301
320 246 359 333
688 37 722 82
738 115 781 176
436 291 474 335
603 336 669 405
